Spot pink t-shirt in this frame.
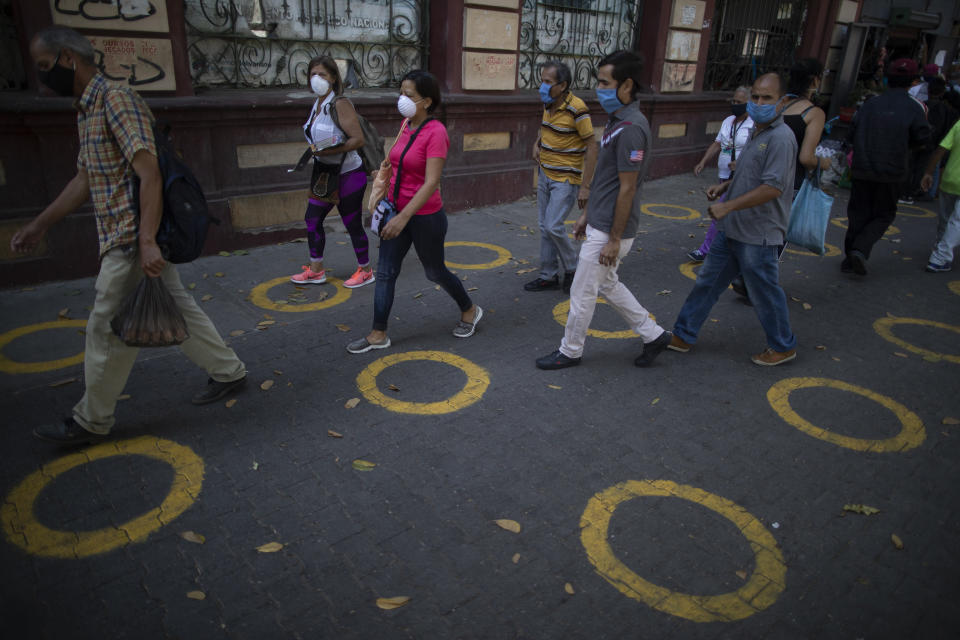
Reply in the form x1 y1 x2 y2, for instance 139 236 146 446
388 119 449 215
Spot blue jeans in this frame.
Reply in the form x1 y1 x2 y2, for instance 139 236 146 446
674 231 797 353
372 209 473 331
537 169 579 279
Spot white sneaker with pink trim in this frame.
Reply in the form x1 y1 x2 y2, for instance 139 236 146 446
290 266 326 284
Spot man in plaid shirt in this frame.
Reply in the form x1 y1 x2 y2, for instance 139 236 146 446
11 26 246 445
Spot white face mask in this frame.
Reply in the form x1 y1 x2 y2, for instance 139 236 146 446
310 75 330 96
397 94 420 118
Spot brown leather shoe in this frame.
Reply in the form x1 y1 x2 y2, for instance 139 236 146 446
667 334 692 353
751 347 797 366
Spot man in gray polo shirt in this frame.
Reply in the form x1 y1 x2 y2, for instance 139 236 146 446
668 72 798 366
536 50 671 370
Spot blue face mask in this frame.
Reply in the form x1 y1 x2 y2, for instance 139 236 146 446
746 99 781 124
596 88 623 114
538 82 554 104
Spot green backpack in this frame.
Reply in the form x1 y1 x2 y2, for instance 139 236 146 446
330 96 386 174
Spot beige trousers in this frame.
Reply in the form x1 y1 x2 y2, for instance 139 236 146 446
73 247 245 433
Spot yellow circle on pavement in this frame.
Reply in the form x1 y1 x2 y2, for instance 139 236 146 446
830 218 900 236
552 298 650 339
950 281 960 297
767 377 925 452
356 350 490 415
1 436 204 558
580 479 786 622
641 203 700 220
678 261 732 289
872 316 960 364
444 242 512 270
896 204 936 218
784 242 841 258
249 276 351 312
0 319 87 374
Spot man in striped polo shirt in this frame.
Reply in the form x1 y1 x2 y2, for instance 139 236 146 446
527 61 598 294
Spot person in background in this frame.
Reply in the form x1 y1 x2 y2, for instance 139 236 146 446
908 62 939 104
782 59 831 191
291 56 374 289
688 86 752 262
844 58 930 276
347 71 481 354
536 50 672 371
527 60 598 294
668 73 798 366
12 26 246 445
921 116 960 271
915 77 959 201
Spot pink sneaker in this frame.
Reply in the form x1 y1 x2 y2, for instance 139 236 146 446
344 267 375 289
290 265 326 284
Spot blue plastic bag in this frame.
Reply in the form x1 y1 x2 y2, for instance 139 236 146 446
786 169 834 255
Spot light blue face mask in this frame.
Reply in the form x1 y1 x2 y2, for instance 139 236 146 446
596 88 623 114
538 82 554 104
746 98 782 124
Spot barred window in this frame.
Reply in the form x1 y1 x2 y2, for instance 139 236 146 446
185 0 427 89
518 0 640 91
704 0 808 92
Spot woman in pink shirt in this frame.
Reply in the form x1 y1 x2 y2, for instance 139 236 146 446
347 71 482 353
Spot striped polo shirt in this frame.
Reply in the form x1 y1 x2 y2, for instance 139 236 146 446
538 91 594 185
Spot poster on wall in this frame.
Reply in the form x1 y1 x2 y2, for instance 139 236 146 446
50 0 170 33
666 30 700 62
661 61 696 93
87 35 177 91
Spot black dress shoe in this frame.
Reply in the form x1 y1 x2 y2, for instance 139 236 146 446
840 258 853 273
635 331 672 367
536 349 581 370
849 250 868 275
34 418 107 446
524 276 560 292
562 271 576 294
192 376 247 405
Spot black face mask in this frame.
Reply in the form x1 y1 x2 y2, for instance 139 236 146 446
730 102 747 117
39 52 76 97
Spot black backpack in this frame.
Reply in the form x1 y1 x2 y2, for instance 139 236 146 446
329 96 386 173
136 123 219 263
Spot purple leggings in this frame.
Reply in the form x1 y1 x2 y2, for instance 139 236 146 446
305 166 369 266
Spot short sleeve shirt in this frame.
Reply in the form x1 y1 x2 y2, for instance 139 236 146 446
937 119 960 196
715 114 754 179
538 92 594 184
388 119 449 215
585 102 651 240
303 93 362 173
719 116 798 246
76 73 156 257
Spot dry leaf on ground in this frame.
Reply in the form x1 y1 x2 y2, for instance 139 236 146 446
214 272 225 277
891 534 904 550
843 504 880 515
180 531 206 544
201 294 213 302
229 330 245 337
273 370 283 376
256 542 283 553
58 308 70 319
218 251 231 257
186 591 206 600
388 384 400 392
893 352 908 358
735 570 748 580
564 583 575 595
336 324 351 332
118 394 131 400
376 596 410 610
815 345 826 350
258 320 276 326
352 459 376 471
512 553 520 564
327 430 343 438
260 380 274 391
225 398 237 408
48 377 78 388
942 417 960 425
656 289 672 296
802 302 812 310
251 461 259 471
413 292 423 299
344 397 360 409
494 519 522 533
547 384 562 390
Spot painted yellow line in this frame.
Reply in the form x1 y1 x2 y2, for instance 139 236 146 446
580 479 786 622
1 436 204 558
552 298 651 339
767 377 925 452
249 276 351 312
830 218 900 236
896 204 936 218
872 316 960 364
641 203 700 220
0 319 87 374
784 242 841 258
678 261 732 289
949 281 960 297
444 241 512 270
356 350 490 415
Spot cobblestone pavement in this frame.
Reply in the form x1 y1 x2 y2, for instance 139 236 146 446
1 170 959 639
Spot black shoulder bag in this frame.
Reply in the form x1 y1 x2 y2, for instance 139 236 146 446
371 117 433 237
